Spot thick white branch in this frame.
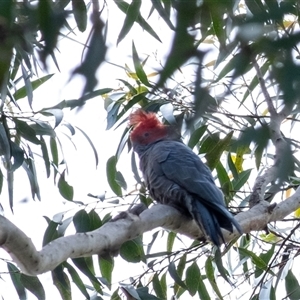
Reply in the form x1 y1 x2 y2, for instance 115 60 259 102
1 188 300 276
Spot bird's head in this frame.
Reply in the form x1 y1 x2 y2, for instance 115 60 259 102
129 109 169 147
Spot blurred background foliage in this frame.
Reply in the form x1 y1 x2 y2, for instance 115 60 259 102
1 0 300 299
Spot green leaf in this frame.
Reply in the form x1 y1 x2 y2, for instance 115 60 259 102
238 248 274 276
285 270 300 300
88 209 102 230
30 122 56 138
114 0 161 43
152 273 166 299
72 257 102 293
58 170 74 201
116 0 141 44
27 147 41 200
106 156 122 196
188 125 208 149
197 274 210 300
168 261 187 290
75 126 99 167
132 41 151 87
73 209 91 232
99 255 114 289
40 109 64 128
52 265 72 300
13 74 54 100
115 171 127 190
120 237 145 263
64 262 89 299
186 262 200 296
20 274 45 300
0 122 11 158
227 152 239 180
15 119 40 145
10 141 24 172
205 257 223 300
210 3 226 47
7 262 26 300
232 169 252 191
150 0 175 30
214 248 230 284
42 220 59 246
71 0 87 32
50 137 58 168
205 131 234 170
40 136 50 178
216 161 233 201
167 231 176 252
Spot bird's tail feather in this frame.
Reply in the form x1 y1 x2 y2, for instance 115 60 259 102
190 199 224 246
190 198 242 246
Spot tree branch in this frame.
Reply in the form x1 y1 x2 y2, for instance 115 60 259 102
1 188 300 276
249 57 294 207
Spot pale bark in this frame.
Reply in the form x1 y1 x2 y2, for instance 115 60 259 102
1 187 300 276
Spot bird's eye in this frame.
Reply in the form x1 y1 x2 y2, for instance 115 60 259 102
144 132 149 137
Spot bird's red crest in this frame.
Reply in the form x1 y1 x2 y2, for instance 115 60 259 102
129 109 166 144
129 109 161 128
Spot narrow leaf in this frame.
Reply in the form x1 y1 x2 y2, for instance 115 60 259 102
72 0 87 32
106 156 122 196
64 262 89 299
99 255 114 289
168 261 187 289
7 262 26 300
186 262 200 296
205 257 223 300
13 74 54 100
117 0 142 44
58 170 74 201
132 41 151 87
20 274 45 300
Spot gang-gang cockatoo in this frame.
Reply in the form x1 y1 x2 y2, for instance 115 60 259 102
129 109 242 246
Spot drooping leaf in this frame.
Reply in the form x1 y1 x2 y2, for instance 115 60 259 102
27 146 41 200
168 261 187 290
10 141 24 171
58 170 74 201
0 122 11 158
188 125 208 149
52 265 72 300
71 0 87 32
88 209 102 229
186 262 200 296
20 274 45 300
285 270 300 300
99 255 114 289
64 262 89 299
115 0 161 44
40 136 51 178
15 119 40 145
205 131 234 170
72 257 102 293
106 156 122 196
42 219 59 246
152 273 166 299
167 231 176 252
7 262 26 300
73 209 91 233
120 237 145 263
40 109 64 128
205 257 223 300
150 0 175 30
